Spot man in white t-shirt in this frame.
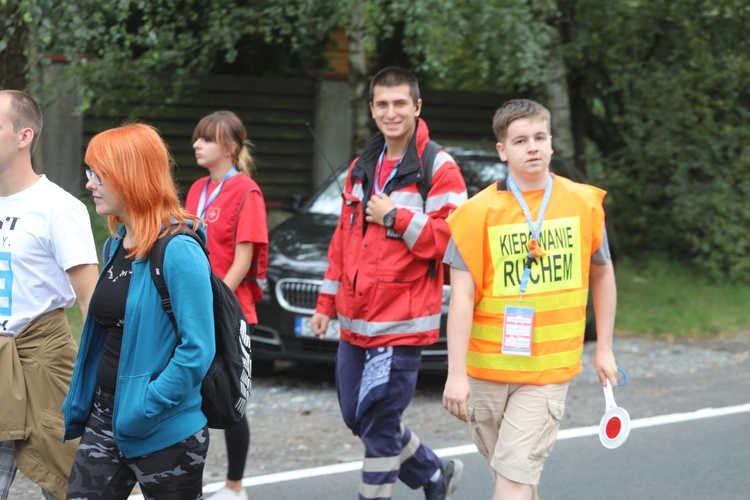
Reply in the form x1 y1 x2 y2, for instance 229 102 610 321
0 90 99 499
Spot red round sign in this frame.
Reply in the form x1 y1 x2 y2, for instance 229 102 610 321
599 380 630 449
605 416 622 439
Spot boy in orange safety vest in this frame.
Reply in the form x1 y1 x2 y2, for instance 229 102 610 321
441 99 620 500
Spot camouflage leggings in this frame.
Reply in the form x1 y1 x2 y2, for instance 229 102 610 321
66 387 209 500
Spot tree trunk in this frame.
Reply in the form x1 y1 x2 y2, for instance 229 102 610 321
348 0 371 155
545 28 579 178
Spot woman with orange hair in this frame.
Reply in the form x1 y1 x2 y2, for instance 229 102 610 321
62 123 216 499
186 111 268 500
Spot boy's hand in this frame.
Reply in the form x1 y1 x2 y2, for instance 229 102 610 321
594 346 619 388
443 372 471 422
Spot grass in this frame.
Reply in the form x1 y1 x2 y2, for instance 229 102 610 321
615 254 750 338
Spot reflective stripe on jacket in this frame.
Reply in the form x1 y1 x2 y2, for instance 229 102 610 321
447 175 606 384
316 119 467 348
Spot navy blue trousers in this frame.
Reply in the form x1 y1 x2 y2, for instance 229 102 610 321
336 340 441 499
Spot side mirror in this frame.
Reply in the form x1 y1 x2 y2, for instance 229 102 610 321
281 194 306 213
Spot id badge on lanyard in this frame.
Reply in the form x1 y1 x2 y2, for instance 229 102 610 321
502 300 535 356
501 174 554 357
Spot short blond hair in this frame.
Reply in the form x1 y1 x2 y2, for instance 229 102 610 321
492 99 550 142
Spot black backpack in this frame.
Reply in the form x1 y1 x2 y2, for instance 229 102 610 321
149 227 252 429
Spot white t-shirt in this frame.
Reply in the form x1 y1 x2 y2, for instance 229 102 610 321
0 175 98 336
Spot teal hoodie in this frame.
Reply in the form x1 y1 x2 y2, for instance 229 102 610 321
63 225 215 458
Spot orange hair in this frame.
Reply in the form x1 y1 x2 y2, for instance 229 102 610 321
85 123 203 260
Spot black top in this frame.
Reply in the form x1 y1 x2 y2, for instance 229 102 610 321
90 243 133 391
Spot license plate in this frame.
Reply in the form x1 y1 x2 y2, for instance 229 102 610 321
294 316 340 340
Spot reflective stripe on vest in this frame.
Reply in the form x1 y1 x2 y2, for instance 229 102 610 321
474 289 588 339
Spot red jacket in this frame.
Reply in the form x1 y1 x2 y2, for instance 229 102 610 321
315 119 467 348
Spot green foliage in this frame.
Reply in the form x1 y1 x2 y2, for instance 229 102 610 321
362 0 556 91
7 0 556 110
0 0 36 89
569 0 750 282
5 0 750 283
20 0 338 114
34 0 232 112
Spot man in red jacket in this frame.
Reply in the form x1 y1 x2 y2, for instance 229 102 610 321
312 67 467 500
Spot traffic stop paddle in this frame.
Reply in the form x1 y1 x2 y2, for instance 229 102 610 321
599 369 630 449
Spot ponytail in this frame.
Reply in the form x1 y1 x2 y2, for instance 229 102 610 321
236 139 255 177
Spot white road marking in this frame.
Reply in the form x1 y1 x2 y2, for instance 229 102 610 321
129 402 750 498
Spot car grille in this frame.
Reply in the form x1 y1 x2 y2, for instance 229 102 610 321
275 278 323 315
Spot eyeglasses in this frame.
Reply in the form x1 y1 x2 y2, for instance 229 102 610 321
85 168 102 186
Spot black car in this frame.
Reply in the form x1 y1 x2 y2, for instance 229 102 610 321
252 146 508 375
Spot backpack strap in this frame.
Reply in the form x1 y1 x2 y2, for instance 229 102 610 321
103 236 117 264
103 238 112 262
418 140 442 280
150 226 209 341
418 140 442 210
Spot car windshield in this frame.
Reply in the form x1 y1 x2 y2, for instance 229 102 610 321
308 169 349 215
307 149 506 216
455 154 507 198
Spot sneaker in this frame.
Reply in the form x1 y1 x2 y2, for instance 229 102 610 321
424 458 464 500
210 486 249 500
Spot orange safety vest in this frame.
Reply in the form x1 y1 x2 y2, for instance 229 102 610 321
447 175 606 385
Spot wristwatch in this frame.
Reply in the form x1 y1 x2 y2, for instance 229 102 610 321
383 208 398 229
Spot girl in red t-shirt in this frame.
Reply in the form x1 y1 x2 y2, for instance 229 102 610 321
186 111 268 500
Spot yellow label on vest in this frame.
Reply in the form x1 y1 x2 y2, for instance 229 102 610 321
488 216 582 296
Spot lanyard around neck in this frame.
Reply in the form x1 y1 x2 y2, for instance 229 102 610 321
197 167 238 219
507 174 554 294
373 143 405 196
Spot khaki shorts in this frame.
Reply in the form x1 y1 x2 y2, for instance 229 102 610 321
468 377 569 486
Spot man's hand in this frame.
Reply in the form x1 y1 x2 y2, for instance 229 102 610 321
443 372 472 422
310 312 331 339
365 192 396 225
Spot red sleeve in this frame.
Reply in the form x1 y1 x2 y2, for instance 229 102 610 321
235 189 268 245
392 151 468 261
314 161 355 318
